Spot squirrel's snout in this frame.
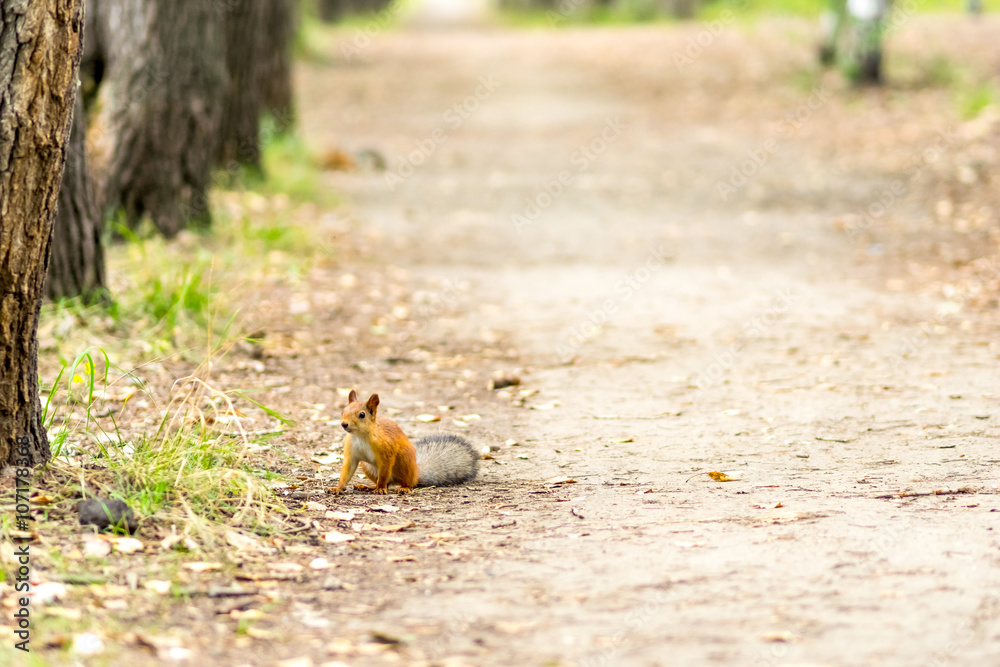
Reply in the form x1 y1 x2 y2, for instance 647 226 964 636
341 422 349 432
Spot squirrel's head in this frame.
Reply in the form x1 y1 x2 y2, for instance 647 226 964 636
341 390 379 435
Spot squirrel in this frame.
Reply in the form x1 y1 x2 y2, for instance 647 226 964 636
335 390 479 495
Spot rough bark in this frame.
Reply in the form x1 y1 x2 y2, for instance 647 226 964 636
218 0 268 171
101 0 225 236
0 0 85 467
46 92 106 302
259 0 296 126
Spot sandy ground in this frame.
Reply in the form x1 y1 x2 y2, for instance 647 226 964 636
252 17 1000 667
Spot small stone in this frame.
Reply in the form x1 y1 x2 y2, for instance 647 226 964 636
78 498 138 534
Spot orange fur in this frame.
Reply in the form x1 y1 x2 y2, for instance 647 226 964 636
336 390 418 495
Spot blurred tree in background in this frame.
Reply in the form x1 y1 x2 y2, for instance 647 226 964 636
317 0 396 22
47 0 296 301
46 93 106 303
497 0 697 19
820 0 892 84
92 0 226 237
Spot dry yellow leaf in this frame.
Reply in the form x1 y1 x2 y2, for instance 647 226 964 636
706 471 734 482
183 562 222 573
323 530 356 543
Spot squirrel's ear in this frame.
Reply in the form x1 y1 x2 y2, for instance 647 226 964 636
366 393 380 414
348 389 358 404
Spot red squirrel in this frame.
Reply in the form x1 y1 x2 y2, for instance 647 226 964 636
335 390 479 495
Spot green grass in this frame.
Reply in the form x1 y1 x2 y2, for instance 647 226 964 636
255 125 326 203
37 348 289 540
505 0 1000 26
40 174 334 362
958 81 998 119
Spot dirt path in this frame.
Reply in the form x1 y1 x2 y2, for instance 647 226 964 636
278 20 1000 667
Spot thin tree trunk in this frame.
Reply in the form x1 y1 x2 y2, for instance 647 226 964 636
46 93 106 302
101 0 225 236
0 0 85 467
259 0 296 127
218 0 268 171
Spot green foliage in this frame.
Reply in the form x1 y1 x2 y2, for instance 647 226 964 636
256 123 326 203
958 82 997 119
40 349 289 539
921 54 960 87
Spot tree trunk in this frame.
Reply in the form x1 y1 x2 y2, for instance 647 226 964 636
101 0 225 236
259 0 296 127
319 0 394 22
0 0 85 467
218 1 268 171
80 0 107 111
46 93 106 302
318 0 345 22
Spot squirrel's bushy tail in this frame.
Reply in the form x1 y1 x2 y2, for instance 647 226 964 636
414 435 479 486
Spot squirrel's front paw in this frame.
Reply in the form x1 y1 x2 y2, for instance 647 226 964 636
397 487 413 495
373 487 388 495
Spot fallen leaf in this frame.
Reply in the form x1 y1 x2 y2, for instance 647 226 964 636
325 511 355 521
43 607 82 620
183 562 222 573
426 532 458 540
245 627 280 640
82 534 112 558
225 531 267 553
110 537 144 554
459 414 481 421
720 409 742 416
268 562 304 573
323 531 356 543
495 622 533 634
544 476 576 485
615 437 634 443
707 471 734 482
355 521 415 533
30 495 55 505
414 414 440 423
489 376 521 390
760 631 796 643
144 580 171 594
753 502 784 509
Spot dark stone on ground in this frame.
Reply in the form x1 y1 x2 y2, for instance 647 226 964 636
78 498 138 534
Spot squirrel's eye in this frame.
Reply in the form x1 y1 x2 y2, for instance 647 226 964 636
359 411 366 419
